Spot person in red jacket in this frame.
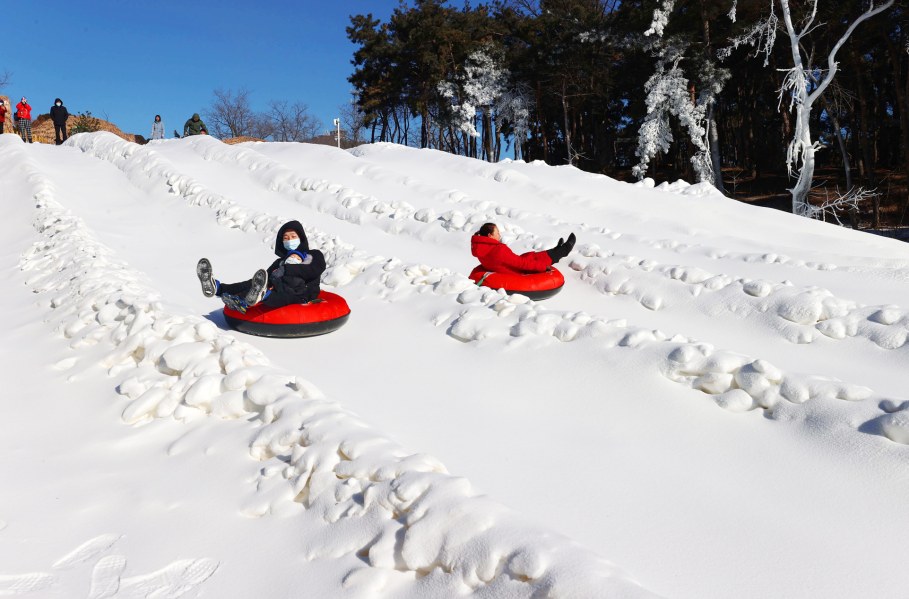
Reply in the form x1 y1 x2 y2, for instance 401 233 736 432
470 223 576 274
0 99 6 134
15 97 32 143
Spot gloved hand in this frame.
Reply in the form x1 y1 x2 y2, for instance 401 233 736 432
546 232 576 264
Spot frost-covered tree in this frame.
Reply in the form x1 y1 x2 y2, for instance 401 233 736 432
495 84 532 160
633 40 712 183
438 44 532 162
634 1 728 186
721 0 894 215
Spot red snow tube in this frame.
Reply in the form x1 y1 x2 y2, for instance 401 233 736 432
223 291 351 338
468 266 564 300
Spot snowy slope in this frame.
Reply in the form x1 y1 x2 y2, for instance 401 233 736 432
1 132 908 599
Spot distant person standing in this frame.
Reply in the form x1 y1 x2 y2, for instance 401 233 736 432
0 99 6 134
15 97 32 143
151 114 165 140
50 98 69 145
183 113 208 137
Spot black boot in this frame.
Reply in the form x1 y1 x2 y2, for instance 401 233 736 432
196 258 217 297
244 270 268 305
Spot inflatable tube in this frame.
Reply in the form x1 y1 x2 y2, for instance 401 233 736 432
223 291 351 338
468 266 564 300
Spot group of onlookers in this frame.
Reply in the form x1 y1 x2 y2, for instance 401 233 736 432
0 95 209 145
149 113 209 140
0 97 70 144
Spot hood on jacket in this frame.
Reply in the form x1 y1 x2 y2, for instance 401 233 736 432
54 98 62 105
192 113 200 121
470 234 500 260
274 220 310 258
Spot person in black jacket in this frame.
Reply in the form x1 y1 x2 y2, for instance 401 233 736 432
50 98 69 145
195 220 326 313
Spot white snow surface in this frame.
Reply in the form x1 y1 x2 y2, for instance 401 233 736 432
1 132 908 598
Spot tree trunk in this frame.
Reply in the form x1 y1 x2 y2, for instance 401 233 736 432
707 104 726 192
699 0 726 193
536 81 549 164
851 49 876 186
420 106 429 148
482 108 493 161
821 94 853 191
379 112 388 142
778 0 814 214
743 85 756 178
402 109 410 144
788 111 816 215
887 36 909 212
561 80 572 166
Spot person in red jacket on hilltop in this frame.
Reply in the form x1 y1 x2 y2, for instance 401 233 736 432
0 99 6 134
471 222 576 274
15 97 32 143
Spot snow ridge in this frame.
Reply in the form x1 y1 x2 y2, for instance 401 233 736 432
571 250 909 349
14 142 658 598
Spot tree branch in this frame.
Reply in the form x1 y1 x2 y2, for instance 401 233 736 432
808 0 895 105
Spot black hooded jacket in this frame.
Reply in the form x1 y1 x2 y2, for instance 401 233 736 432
50 99 68 125
266 220 326 304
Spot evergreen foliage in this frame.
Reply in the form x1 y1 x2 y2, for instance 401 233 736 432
69 111 102 135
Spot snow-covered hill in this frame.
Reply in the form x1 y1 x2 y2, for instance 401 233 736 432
1 132 908 599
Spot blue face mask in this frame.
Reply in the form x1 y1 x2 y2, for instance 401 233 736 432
283 238 301 251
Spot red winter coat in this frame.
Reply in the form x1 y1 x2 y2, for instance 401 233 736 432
16 102 31 120
470 234 552 274
0 105 6 123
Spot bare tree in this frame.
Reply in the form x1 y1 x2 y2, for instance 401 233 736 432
0 70 11 91
205 87 256 139
261 100 320 142
339 95 368 145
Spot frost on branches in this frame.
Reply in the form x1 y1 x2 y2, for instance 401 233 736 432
634 1 719 184
644 0 675 37
720 0 893 216
438 44 532 160
632 43 712 183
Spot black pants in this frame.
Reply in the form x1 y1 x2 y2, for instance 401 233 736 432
217 280 301 308
54 124 67 145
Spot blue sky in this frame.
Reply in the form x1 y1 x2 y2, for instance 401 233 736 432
2 0 400 139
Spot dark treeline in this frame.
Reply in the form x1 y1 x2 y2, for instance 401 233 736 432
347 0 909 223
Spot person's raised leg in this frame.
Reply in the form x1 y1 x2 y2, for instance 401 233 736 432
244 270 268 305
196 258 218 297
